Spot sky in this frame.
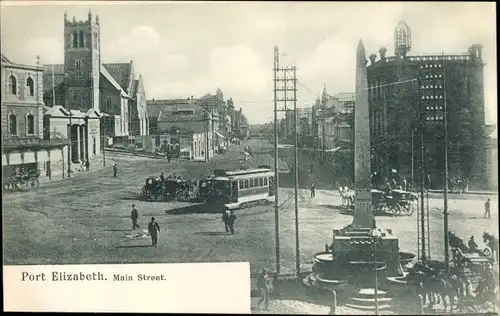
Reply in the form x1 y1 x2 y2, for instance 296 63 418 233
1 1 496 125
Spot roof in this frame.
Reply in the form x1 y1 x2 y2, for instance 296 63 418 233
102 62 133 93
146 98 197 119
333 92 355 100
100 65 129 97
1 54 12 64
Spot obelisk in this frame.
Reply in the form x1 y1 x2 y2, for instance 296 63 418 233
352 40 373 228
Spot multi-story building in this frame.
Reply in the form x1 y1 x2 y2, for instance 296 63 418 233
367 21 488 189
1 54 71 181
316 88 354 152
42 11 148 141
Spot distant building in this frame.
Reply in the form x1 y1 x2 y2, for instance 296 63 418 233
316 88 354 152
367 21 488 189
485 125 497 190
42 11 148 141
1 54 71 181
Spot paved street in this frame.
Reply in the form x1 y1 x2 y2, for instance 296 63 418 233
4 139 497 270
3 139 498 314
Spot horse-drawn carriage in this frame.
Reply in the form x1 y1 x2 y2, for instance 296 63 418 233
3 169 41 191
449 231 497 276
139 176 198 202
371 188 417 216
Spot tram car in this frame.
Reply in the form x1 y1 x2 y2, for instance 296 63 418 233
205 166 275 210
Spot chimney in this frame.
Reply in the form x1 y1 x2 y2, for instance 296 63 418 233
379 47 387 60
369 54 377 65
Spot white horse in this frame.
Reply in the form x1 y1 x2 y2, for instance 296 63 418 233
339 186 355 206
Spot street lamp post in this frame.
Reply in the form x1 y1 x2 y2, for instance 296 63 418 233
369 222 382 315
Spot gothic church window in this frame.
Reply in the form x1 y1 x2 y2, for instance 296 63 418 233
26 77 34 96
93 32 98 49
72 32 78 48
79 31 84 48
106 99 112 112
9 75 17 95
26 114 35 135
9 113 17 135
75 60 82 77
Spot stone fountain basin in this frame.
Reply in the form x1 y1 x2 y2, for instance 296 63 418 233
399 252 417 266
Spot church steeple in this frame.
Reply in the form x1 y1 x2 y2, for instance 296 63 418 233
321 83 329 105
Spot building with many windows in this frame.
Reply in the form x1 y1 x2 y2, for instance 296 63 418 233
2 54 71 181
367 21 488 189
42 11 148 141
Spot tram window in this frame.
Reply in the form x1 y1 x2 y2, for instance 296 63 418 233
244 179 249 188
239 180 244 189
252 178 257 187
259 178 264 186
264 178 268 186
249 179 253 188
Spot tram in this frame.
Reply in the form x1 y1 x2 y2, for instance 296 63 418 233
204 166 275 210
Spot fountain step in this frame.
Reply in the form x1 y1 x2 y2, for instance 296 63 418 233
344 231 371 236
350 297 393 304
358 288 387 297
344 303 392 311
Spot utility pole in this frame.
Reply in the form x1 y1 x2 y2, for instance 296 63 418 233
102 117 106 167
293 65 300 276
68 110 72 178
420 125 425 263
273 46 281 276
442 52 450 272
411 130 414 189
205 106 210 163
273 47 299 276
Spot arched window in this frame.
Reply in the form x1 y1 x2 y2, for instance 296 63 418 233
106 98 112 111
75 60 82 77
26 113 35 135
72 32 78 48
79 31 84 48
9 75 17 95
9 113 17 135
93 32 98 49
26 77 34 96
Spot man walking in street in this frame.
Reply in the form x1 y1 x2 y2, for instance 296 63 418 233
310 181 316 198
148 217 161 247
484 198 491 219
86 160 90 172
113 163 118 177
256 269 270 310
131 204 140 230
167 151 171 164
227 210 237 235
222 209 231 233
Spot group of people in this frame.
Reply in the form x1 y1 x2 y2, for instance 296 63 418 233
450 177 469 194
130 204 161 247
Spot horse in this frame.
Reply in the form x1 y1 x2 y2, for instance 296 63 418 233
483 232 499 262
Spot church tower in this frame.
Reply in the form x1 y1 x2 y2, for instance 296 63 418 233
394 21 411 57
63 10 100 111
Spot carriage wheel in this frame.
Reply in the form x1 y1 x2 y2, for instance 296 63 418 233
483 247 492 257
392 204 402 216
28 177 40 189
404 203 415 216
17 180 30 191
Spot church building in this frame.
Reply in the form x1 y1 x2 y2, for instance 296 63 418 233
43 11 149 140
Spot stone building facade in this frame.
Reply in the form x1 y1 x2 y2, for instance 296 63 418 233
367 21 488 189
42 11 148 140
1 54 70 182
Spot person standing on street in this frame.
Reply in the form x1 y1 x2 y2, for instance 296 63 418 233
113 163 118 177
167 151 171 164
227 210 237 235
222 209 231 233
148 217 161 247
310 181 316 198
484 198 491 219
256 269 270 310
131 204 140 230
86 160 90 172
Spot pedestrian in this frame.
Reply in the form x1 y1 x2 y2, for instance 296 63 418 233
468 236 478 253
167 152 171 164
160 172 165 183
86 160 90 172
222 209 231 233
227 210 237 234
484 198 491 219
131 204 140 230
256 269 270 310
113 163 118 177
310 181 316 198
148 217 161 247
